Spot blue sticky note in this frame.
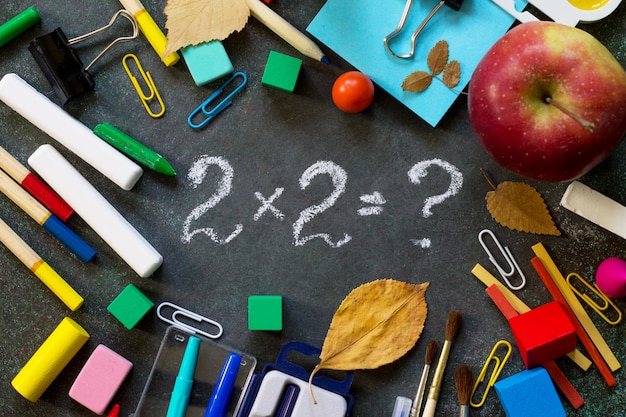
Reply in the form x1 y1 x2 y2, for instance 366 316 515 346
182 40 234 86
307 0 523 126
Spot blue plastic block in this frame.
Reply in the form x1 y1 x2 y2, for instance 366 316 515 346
182 40 234 86
494 367 565 417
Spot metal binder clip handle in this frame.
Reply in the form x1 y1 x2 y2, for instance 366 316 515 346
478 229 526 290
383 0 464 59
157 301 224 339
188 72 247 129
470 340 512 408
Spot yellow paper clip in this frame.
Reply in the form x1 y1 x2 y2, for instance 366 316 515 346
566 272 622 325
187 71 247 129
470 340 512 408
122 53 165 118
156 301 223 339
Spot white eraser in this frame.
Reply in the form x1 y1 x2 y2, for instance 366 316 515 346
560 181 626 240
29 144 163 277
0 73 142 190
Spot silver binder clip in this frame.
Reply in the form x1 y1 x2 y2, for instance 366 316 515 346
478 229 526 290
157 301 224 339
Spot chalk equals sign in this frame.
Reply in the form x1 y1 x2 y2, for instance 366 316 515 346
357 192 386 216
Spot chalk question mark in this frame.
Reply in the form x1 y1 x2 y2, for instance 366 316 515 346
408 158 463 218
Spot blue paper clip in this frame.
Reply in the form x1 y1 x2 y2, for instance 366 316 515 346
188 72 247 129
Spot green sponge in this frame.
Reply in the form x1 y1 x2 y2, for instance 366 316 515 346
107 284 154 330
248 295 283 330
261 51 302 93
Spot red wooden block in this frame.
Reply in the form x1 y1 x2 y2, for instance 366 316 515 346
509 301 577 368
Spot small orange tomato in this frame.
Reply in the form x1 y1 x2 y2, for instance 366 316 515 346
332 71 375 113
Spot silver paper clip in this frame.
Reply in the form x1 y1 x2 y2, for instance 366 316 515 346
478 229 526 290
383 0 464 59
187 71 247 129
157 301 224 339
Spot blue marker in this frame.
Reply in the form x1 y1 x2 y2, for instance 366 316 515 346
166 335 201 417
204 353 242 417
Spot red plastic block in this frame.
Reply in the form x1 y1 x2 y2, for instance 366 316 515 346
509 301 576 369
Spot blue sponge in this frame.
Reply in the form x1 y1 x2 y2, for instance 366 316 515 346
494 367 565 417
182 40 233 86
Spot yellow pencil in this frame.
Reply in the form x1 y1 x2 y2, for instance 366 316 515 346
0 217 83 311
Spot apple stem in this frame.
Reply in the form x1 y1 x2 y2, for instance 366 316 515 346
545 97 595 132
480 168 498 191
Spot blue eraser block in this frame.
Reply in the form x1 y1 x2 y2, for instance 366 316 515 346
495 367 565 417
182 40 234 86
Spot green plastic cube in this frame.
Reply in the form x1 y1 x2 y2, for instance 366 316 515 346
261 51 302 93
248 295 283 330
107 284 154 330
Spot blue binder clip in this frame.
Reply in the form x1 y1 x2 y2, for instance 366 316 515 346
187 72 247 129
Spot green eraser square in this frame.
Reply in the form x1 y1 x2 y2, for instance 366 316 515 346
261 51 302 93
182 40 234 86
248 295 283 331
107 284 154 330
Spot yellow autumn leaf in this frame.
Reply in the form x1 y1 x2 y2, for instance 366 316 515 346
486 181 561 236
163 0 250 58
311 279 428 381
427 40 449 75
402 71 433 93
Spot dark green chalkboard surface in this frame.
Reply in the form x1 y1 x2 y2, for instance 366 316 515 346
0 1 624 416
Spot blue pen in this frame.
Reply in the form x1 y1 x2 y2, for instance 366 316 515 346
166 335 201 417
204 352 242 417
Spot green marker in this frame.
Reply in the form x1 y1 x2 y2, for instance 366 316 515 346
93 123 176 176
0 7 41 48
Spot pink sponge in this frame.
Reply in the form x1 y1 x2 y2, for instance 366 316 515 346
596 257 626 299
69 344 132 415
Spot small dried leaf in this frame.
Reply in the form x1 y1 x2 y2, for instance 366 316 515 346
313 279 428 376
427 40 449 75
402 71 433 93
486 181 561 236
163 0 250 58
442 60 461 88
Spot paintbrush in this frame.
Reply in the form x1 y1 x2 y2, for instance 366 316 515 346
409 340 439 417
421 310 462 417
455 364 474 417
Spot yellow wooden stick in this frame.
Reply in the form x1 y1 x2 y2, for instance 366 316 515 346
531 243 620 372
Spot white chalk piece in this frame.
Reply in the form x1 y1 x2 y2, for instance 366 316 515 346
0 73 142 190
560 181 626 240
29 145 162 277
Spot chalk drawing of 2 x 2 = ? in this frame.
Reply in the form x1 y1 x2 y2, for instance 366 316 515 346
181 157 464 248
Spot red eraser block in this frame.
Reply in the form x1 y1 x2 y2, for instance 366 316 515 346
69 345 132 415
509 301 577 369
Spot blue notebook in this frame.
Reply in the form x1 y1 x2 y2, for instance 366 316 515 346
307 0 521 126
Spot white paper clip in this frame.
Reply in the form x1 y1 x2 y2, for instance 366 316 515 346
157 301 223 339
478 229 526 290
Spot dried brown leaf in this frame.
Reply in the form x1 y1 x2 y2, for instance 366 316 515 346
402 71 433 93
442 60 461 88
427 40 449 75
163 0 250 58
486 181 561 236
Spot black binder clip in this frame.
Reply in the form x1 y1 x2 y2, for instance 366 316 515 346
28 9 138 104
384 0 465 59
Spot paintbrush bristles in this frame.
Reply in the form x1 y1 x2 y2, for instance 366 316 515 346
425 339 439 365
445 310 462 342
455 364 474 406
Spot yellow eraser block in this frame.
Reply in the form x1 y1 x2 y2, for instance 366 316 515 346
12 317 89 402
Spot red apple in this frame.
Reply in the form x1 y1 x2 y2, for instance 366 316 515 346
468 21 626 182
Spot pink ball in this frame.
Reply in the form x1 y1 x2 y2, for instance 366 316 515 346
595 258 626 299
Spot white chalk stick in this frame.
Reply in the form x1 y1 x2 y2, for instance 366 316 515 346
29 144 162 277
0 73 142 191
560 181 626 240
